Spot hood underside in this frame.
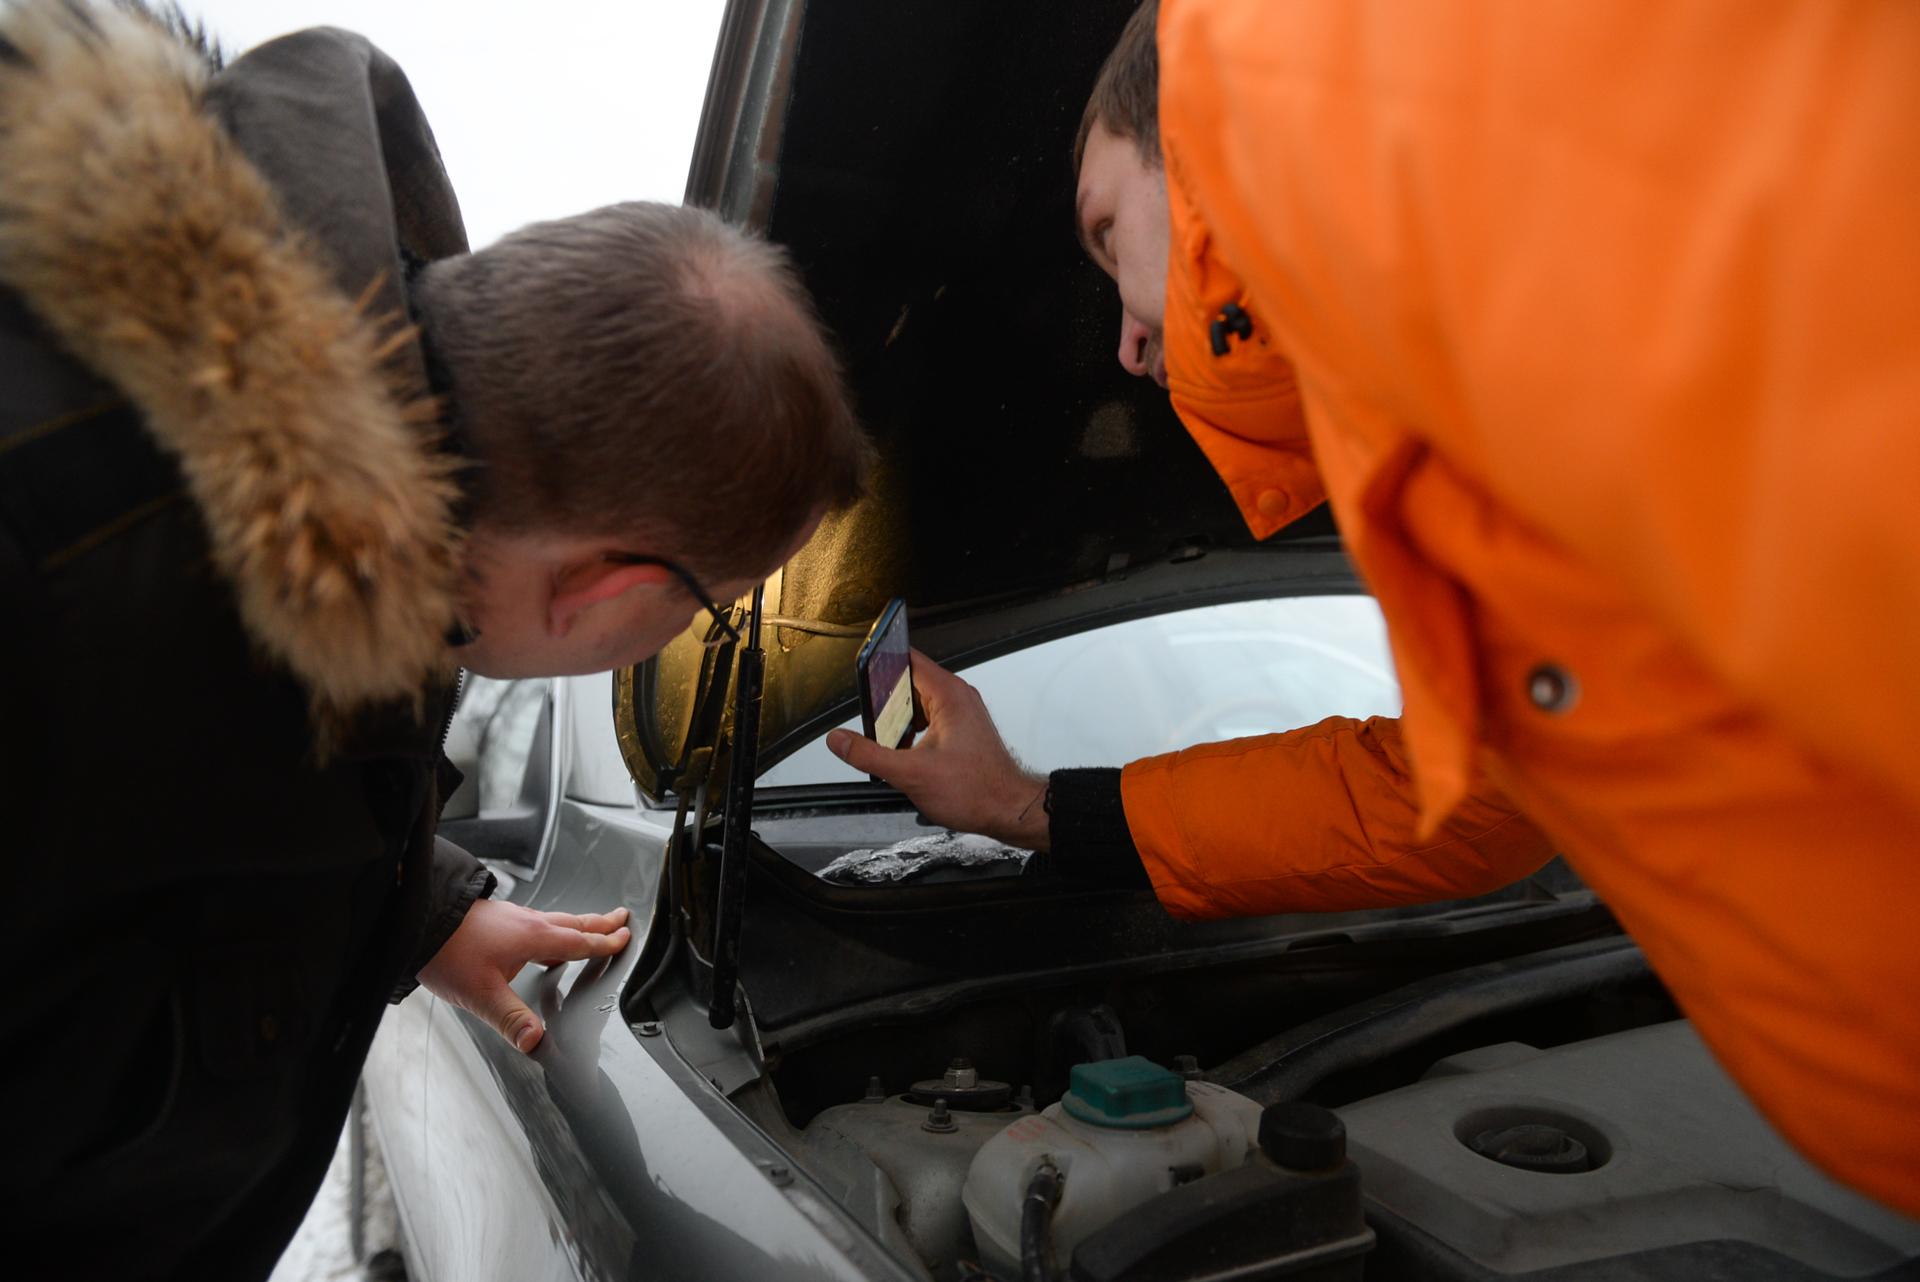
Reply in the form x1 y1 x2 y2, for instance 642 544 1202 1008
618 0 1347 796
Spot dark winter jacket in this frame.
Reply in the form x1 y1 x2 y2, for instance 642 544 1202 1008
0 6 492 1276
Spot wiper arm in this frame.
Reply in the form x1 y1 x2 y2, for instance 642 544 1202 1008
623 615 738 1020
708 583 766 1030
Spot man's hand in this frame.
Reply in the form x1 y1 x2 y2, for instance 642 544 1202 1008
417 899 632 1053
827 650 1050 849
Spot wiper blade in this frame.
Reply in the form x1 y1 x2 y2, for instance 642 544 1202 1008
623 615 738 1020
708 583 766 1030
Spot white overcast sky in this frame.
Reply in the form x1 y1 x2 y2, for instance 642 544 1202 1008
189 1 730 249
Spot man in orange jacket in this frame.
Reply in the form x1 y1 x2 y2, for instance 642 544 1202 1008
829 0 1920 1216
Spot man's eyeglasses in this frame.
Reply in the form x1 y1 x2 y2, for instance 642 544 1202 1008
604 552 741 644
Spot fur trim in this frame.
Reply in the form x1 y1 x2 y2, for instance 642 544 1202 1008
111 0 224 70
0 0 461 722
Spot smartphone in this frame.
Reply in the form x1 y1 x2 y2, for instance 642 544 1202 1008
856 597 918 761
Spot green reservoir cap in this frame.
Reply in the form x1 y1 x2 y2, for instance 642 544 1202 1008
1062 1056 1195 1129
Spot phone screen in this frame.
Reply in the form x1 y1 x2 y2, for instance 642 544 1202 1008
858 598 916 752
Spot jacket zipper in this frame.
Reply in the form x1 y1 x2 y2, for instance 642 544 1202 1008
1209 301 1253 355
439 667 466 751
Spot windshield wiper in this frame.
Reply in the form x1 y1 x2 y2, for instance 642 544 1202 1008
708 583 766 1030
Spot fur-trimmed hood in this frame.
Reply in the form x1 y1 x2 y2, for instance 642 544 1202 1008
0 0 464 720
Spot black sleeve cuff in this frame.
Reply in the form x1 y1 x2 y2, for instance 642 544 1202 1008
390 837 496 1003
1043 768 1152 890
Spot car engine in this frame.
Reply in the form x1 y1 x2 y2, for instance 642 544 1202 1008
781 1019 1920 1282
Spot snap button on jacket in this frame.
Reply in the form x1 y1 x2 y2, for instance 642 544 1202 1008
1124 0 1920 1214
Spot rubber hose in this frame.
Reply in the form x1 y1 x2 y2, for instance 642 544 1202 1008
1207 935 1649 1105
1020 1160 1064 1282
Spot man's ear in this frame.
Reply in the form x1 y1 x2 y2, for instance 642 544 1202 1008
548 559 674 638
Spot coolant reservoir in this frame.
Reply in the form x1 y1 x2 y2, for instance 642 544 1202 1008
963 1057 1263 1276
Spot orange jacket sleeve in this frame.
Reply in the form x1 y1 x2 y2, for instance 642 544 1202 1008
1119 715 1557 920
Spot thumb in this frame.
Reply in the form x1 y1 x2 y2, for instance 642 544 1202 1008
476 980 544 1053
827 728 902 781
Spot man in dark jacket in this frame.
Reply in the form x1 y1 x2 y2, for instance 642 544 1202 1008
0 3 871 1277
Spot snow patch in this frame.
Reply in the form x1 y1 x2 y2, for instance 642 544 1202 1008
269 1099 403 1282
819 830 1031 884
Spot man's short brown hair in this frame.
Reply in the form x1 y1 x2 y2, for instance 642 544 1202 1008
415 202 872 581
1074 0 1161 178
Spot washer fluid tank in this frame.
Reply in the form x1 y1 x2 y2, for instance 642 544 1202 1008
962 1056 1262 1277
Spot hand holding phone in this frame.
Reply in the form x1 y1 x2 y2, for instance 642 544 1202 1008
831 646 1050 848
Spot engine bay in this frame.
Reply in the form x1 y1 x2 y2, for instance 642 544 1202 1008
629 805 1920 1281
714 933 1920 1282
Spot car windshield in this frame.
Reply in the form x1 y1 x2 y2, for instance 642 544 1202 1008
761 595 1401 788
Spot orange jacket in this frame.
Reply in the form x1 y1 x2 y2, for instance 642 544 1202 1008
1123 0 1920 1213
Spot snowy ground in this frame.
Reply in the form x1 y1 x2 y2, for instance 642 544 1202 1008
268 1094 406 1282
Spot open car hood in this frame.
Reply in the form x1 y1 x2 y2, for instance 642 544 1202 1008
615 0 1352 797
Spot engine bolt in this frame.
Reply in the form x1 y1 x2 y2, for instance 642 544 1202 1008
923 1097 959 1134
863 1075 887 1102
636 1021 662 1038
1175 1054 1201 1079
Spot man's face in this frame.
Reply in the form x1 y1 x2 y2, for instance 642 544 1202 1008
1076 122 1172 387
454 511 826 679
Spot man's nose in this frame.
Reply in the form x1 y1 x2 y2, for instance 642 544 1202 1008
1116 310 1153 378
